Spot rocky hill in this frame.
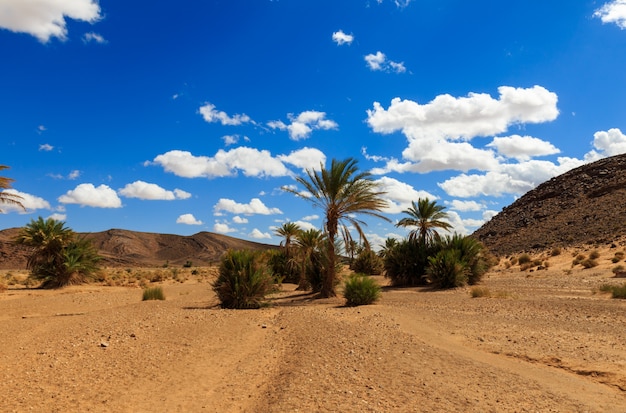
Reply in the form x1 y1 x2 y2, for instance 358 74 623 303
473 153 626 256
0 228 276 269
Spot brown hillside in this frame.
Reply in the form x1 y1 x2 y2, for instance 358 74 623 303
0 228 276 269
473 153 626 256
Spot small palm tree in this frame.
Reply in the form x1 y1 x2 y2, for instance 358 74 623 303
293 228 324 290
14 217 100 288
285 158 389 297
396 198 452 245
0 165 24 212
274 222 301 257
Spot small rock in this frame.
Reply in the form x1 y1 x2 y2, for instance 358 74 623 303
100 342 109 348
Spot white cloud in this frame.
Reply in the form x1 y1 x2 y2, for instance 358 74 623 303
0 189 50 213
0 0 102 43
176 213 203 225
68 170 81 180
375 176 436 214
447 200 484 212
152 147 290 178
213 198 282 215
39 143 53 151
445 211 470 236
213 222 236 234
198 103 252 126
367 86 559 173
364 51 406 73
301 214 319 221
367 86 559 139
48 213 67 221
590 128 626 157
278 147 326 171
439 157 586 198
232 216 248 224
292 220 318 231
487 135 560 161
595 0 626 29
82 32 106 44
332 30 354 45
268 111 338 140
482 210 499 222
249 228 272 239
118 180 191 200
58 183 122 208
222 135 239 146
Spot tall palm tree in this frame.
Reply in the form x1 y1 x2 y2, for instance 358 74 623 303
396 198 452 245
285 158 389 297
0 165 24 212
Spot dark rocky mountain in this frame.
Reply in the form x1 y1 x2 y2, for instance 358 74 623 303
0 228 276 269
473 153 626 256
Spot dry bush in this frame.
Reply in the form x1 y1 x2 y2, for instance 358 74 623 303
589 250 601 260
470 286 491 298
550 247 562 256
580 258 599 269
517 254 532 265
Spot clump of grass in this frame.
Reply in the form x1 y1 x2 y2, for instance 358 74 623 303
142 286 165 301
612 265 625 275
580 258 599 269
599 283 626 299
343 274 381 306
589 250 601 260
0 281 7 293
469 286 491 298
612 251 625 263
550 247 562 257
517 254 532 265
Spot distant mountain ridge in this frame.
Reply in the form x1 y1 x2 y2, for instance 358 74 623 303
473 153 626 256
0 228 276 269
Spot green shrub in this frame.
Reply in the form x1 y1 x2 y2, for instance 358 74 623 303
350 248 384 275
426 249 468 288
142 286 165 301
266 249 299 284
343 274 381 306
383 239 435 286
213 249 274 309
441 234 491 285
599 283 626 299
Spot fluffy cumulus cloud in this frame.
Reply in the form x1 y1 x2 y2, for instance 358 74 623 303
58 183 122 208
366 85 559 173
364 51 406 73
332 30 354 45
438 157 586 198
176 213 203 225
39 143 53 151
268 111 338 140
151 147 290 179
249 228 272 239
277 147 326 171
0 0 102 42
589 128 626 157
595 0 626 29
213 222 236 234
232 216 248 224
487 135 560 161
198 103 252 126
213 198 282 216
118 180 191 200
374 176 435 214
447 200 484 212
0 189 50 213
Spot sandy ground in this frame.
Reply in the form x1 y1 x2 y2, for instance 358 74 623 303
1 251 626 412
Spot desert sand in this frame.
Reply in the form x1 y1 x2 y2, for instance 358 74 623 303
1 248 626 412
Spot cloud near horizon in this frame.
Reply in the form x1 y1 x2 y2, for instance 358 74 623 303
119 181 191 200
58 183 122 208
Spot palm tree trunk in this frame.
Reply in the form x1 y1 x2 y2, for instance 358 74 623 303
321 231 337 298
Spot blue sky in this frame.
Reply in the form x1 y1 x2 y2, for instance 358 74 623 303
2 0 626 249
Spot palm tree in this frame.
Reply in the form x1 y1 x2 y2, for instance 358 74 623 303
274 222 301 257
396 198 452 245
14 217 100 288
293 228 324 290
0 165 24 212
285 158 389 297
